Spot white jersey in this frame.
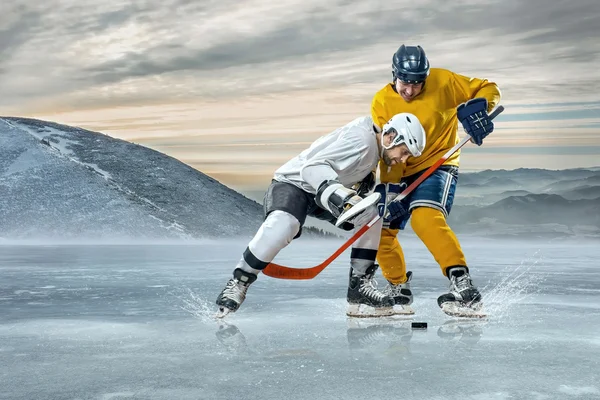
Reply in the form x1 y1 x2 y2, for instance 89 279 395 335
273 116 379 193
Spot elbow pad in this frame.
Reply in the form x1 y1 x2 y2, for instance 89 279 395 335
315 180 357 218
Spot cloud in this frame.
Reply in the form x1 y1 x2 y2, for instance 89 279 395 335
2 0 599 186
0 10 40 60
2 0 599 112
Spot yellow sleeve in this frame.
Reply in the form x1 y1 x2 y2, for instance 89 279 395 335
451 72 502 112
371 93 388 131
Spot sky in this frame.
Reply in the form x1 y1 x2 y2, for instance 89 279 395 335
2 0 600 195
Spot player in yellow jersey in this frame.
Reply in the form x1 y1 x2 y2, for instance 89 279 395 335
369 44 501 316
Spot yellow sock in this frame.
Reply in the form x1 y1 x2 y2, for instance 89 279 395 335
410 207 467 276
376 228 407 284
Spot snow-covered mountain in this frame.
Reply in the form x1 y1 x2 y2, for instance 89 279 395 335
448 168 600 238
0 117 269 240
453 194 600 227
3 116 597 241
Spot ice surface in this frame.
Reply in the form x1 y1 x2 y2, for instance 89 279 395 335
1 237 599 399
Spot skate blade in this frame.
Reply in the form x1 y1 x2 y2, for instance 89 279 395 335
346 304 395 318
393 305 415 316
441 302 487 319
215 307 234 319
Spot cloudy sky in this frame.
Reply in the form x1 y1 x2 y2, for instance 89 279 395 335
2 0 599 195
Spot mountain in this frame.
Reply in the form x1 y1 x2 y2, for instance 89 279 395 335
0 117 269 240
464 168 597 181
559 185 600 200
497 189 532 197
448 167 600 238
483 176 523 188
454 167 600 206
540 175 600 193
454 189 534 207
472 194 600 227
448 193 600 238
3 116 597 241
459 168 600 193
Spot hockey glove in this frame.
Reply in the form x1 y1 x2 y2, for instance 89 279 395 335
353 170 376 197
375 182 410 228
456 97 494 146
316 180 379 229
315 180 363 218
384 183 410 222
386 197 409 222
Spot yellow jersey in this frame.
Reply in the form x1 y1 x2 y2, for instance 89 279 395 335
371 68 501 181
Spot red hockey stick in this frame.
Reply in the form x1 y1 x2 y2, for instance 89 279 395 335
262 105 505 280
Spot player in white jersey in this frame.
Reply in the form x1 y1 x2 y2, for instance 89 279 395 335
216 113 426 318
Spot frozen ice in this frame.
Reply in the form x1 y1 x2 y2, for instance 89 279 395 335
1 236 599 399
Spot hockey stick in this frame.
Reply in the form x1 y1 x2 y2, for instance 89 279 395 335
262 105 505 280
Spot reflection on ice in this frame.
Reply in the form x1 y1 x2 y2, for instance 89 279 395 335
1 238 599 399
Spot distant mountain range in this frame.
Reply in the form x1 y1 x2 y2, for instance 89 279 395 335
249 166 600 239
2 116 597 241
0 117 331 241
447 168 600 238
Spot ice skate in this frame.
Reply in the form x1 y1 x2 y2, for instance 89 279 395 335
384 271 415 315
437 266 486 318
346 264 394 318
215 268 257 318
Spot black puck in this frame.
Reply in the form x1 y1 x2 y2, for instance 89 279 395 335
411 322 427 329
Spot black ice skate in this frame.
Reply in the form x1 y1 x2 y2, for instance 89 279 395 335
346 264 394 318
384 270 415 315
437 266 485 318
215 268 257 318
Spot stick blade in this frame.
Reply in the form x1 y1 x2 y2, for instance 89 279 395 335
262 262 324 280
335 192 380 227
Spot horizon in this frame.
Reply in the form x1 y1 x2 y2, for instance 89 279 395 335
3 114 600 199
2 115 599 238
2 1 599 192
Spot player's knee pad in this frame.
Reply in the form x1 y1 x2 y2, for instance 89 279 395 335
247 210 301 264
263 210 301 245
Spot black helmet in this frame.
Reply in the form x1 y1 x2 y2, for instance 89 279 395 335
392 45 430 84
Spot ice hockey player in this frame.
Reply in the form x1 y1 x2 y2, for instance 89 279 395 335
216 112 426 318
369 44 502 317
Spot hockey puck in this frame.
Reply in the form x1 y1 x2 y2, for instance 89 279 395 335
411 322 427 329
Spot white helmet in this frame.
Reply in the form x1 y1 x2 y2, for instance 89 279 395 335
381 113 426 157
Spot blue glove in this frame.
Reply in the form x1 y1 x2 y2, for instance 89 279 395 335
456 97 494 146
375 183 410 228
386 196 409 222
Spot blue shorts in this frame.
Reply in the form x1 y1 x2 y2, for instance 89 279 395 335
388 166 458 230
